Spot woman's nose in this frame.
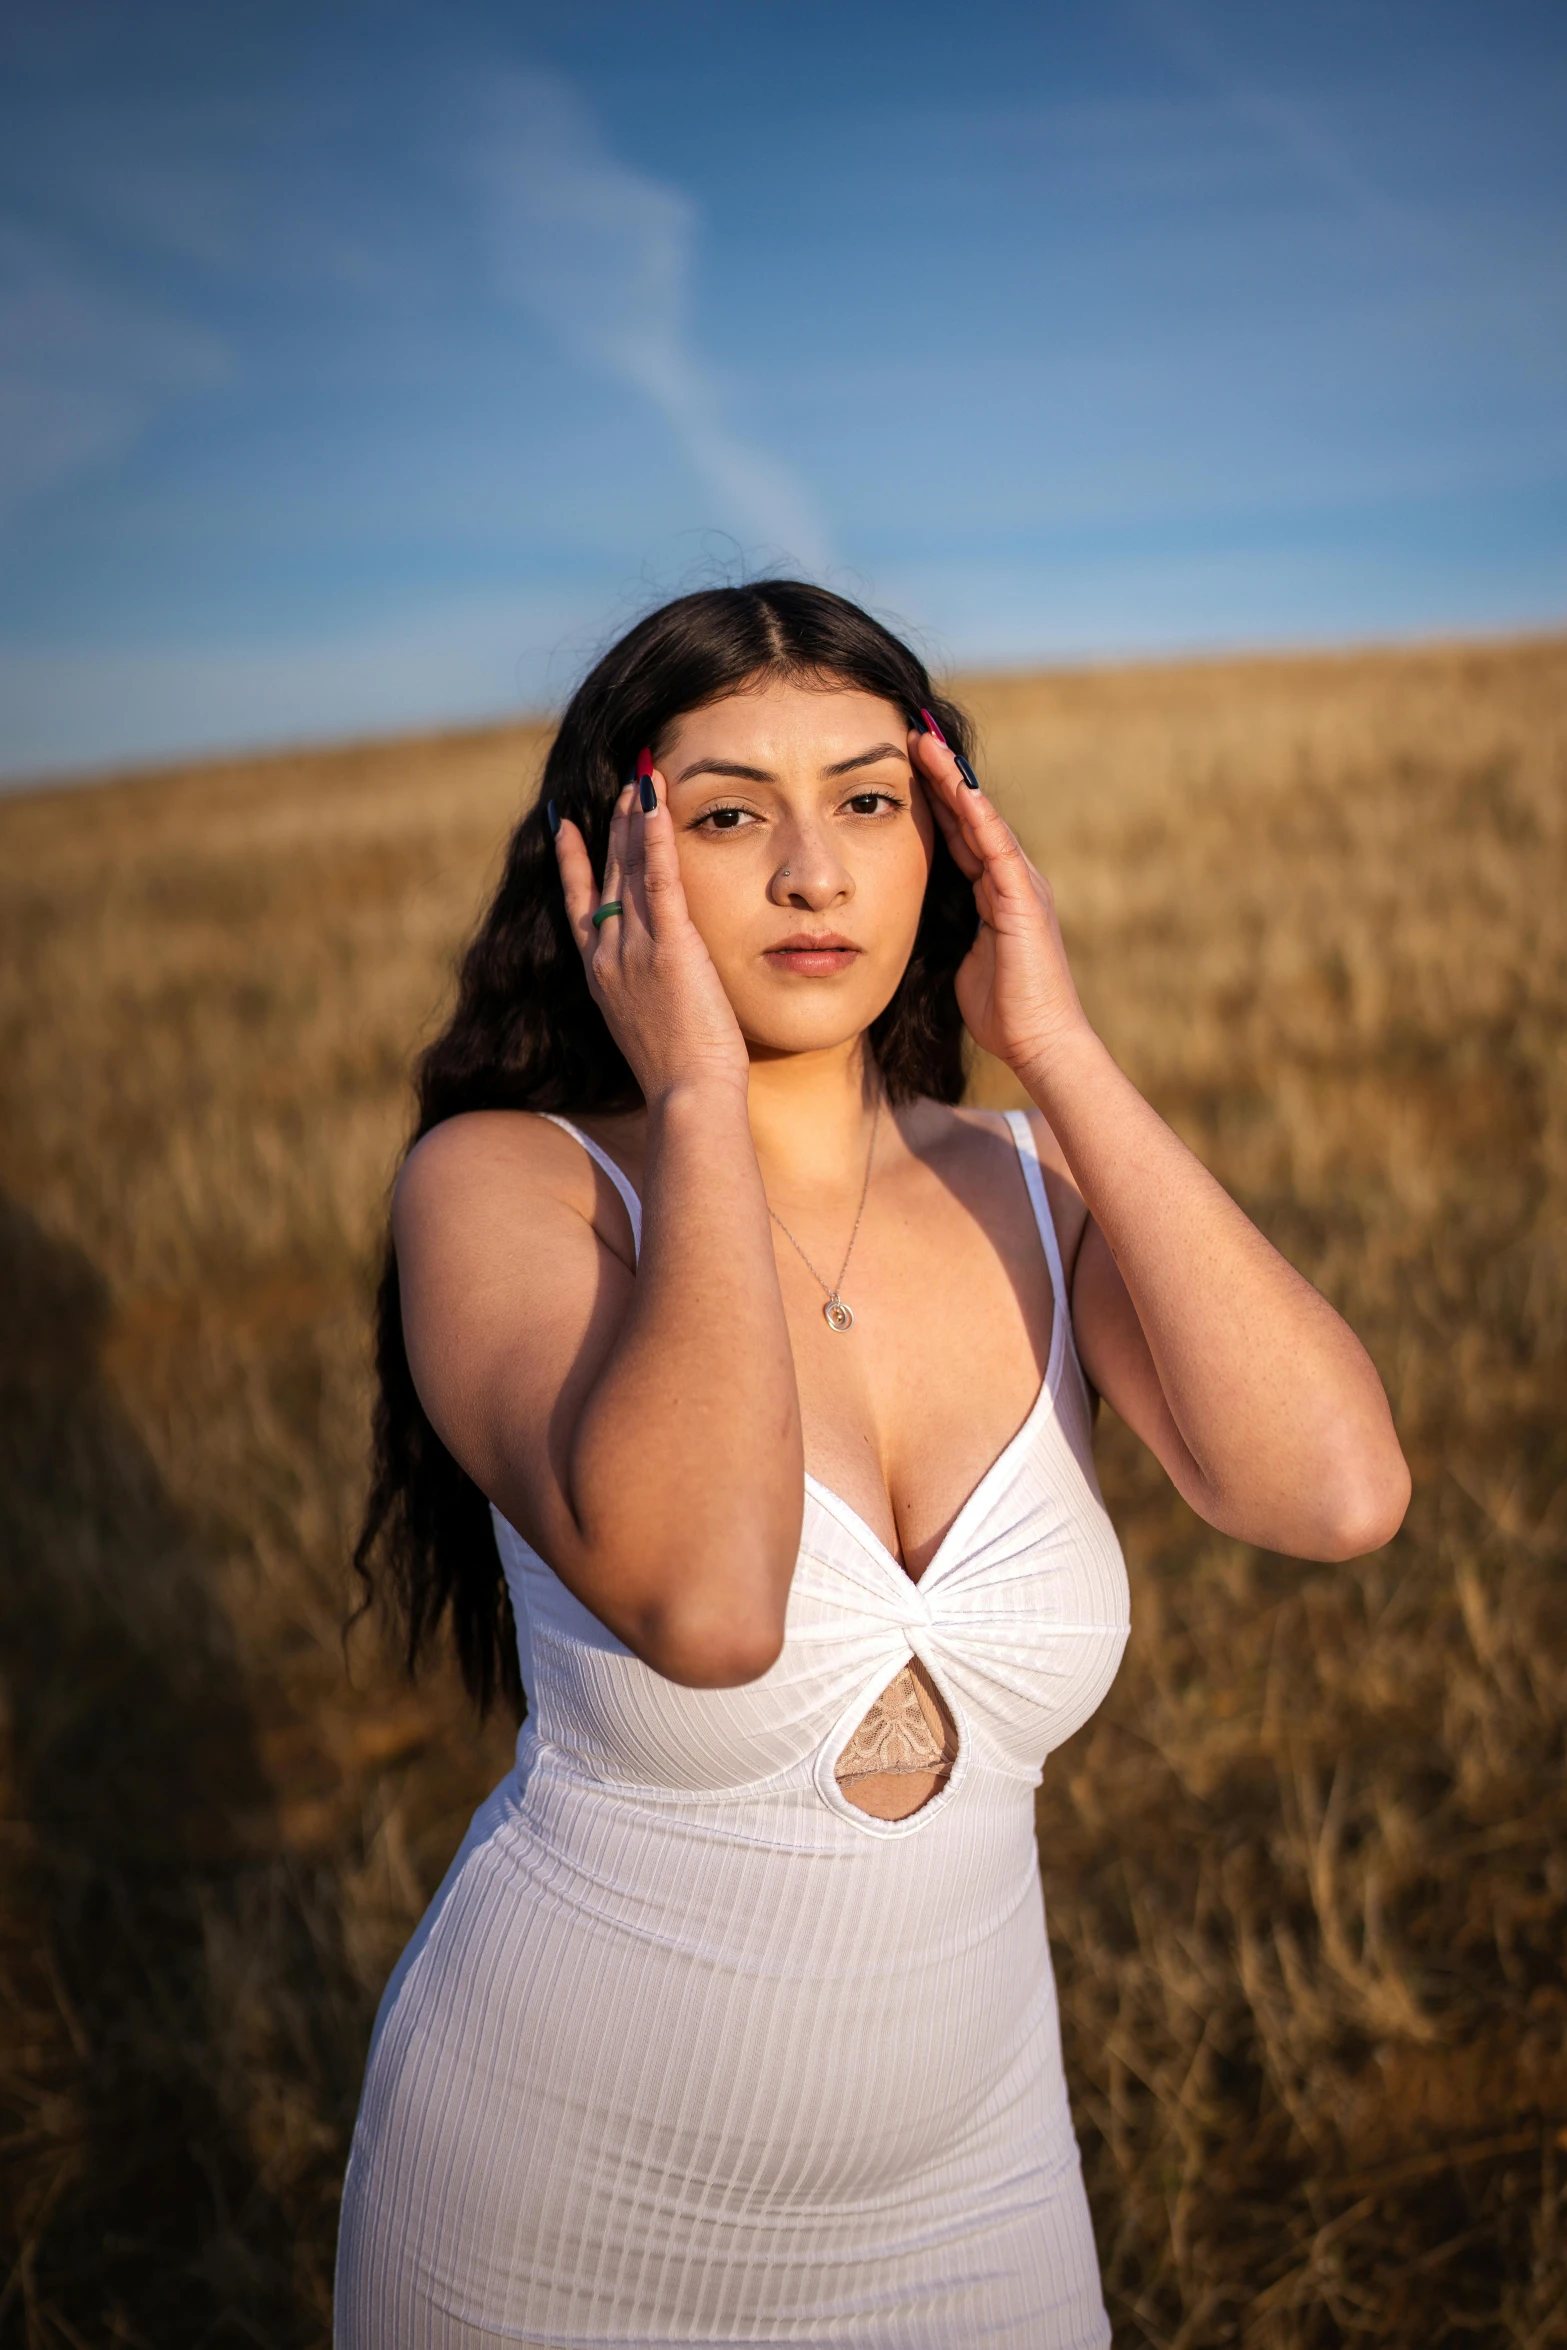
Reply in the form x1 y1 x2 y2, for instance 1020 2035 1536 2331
768 830 849 909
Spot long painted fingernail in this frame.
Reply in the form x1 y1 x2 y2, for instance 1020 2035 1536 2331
546 798 561 835
636 747 654 778
919 706 948 747
639 775 658 813
909 710 928 735
954 752 981 792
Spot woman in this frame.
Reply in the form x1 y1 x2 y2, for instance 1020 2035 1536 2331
336 583 1409 2348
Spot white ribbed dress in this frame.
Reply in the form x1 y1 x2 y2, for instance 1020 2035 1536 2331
335 1110 1130 2349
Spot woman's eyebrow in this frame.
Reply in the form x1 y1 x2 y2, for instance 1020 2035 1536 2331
672 741 908 785
673 757 776 784
822 742 908 778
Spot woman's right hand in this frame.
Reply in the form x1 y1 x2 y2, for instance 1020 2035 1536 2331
554 767 752 1104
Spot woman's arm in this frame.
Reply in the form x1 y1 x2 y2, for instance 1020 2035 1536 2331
1028 1039 1408 1556
912 728 1411 1561
395 777 803 1687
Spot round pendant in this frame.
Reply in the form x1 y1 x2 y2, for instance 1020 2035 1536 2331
823 1295 854 1332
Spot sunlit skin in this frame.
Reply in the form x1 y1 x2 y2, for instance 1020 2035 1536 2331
649 683 936 1063
393 671 1412 1823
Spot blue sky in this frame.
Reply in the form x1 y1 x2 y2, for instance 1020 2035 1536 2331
2 0 1564 778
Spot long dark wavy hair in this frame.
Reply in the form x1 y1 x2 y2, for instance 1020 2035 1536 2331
355 581 981 1718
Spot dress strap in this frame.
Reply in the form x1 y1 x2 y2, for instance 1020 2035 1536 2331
1003 1108 1069 1323
534 1113 642 1262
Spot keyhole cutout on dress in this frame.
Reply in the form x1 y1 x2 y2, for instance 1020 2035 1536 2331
833 1656 960 1821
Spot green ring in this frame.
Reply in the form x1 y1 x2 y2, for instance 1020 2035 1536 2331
591 900 624 929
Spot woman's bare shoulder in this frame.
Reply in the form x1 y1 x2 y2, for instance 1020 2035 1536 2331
947 1100 1091 1277
393 1109 635 1274
397 1108 585 1211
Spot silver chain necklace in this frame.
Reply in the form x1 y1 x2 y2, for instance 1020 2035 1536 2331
767 1097 882 1333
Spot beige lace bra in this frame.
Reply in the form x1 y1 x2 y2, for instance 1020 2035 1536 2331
833 1657 960 1789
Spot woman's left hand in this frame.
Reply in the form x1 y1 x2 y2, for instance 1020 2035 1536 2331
909 724 1089 1079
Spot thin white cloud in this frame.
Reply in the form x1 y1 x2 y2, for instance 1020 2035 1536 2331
0 224 228 525
463 72 830 574
1141 0 1419 243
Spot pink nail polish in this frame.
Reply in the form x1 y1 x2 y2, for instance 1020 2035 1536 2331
919 707 948 747
636 746 654 779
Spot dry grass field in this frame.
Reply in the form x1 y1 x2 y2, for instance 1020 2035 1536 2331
2 635 1565 2348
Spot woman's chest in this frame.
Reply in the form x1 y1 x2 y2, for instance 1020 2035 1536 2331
777 1183 1058 1582
506 1435 1129 1803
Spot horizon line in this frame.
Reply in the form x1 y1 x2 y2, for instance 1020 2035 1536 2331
4 615 1564 802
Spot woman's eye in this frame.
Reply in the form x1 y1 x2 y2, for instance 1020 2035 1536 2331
846 790 899 816
702 805 753 832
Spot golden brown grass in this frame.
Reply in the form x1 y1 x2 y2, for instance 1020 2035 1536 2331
2 636 1564 2346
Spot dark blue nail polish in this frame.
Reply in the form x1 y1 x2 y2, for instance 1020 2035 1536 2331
639 776 658 813
546 798 561 835
954 753 981 792
909 710 928 734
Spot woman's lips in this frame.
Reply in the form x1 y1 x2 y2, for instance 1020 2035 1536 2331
765 936 861 976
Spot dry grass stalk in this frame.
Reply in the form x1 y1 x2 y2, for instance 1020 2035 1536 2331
1 641 1564 2345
